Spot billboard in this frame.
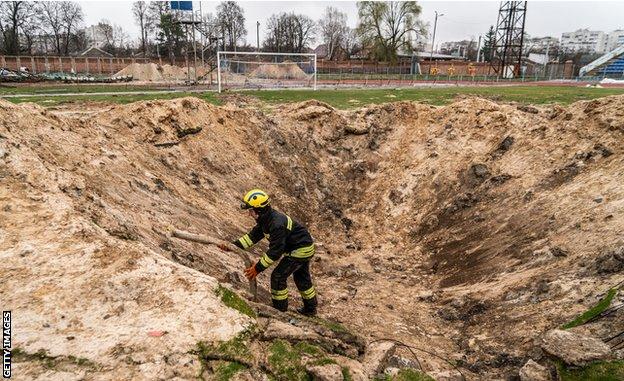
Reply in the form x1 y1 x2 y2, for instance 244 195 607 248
170 1 193 11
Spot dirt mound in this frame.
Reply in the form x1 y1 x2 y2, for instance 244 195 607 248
2 95 624 379
249 61 309 79
114 63 209 81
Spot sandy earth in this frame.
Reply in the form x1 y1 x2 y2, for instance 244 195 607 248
114 63 209 82
1 95 623 380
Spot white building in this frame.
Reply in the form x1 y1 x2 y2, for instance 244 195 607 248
84 24 109 48
606 30 624 52
560 29 607 53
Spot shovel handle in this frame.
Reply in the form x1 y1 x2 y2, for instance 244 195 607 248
171 229 258 301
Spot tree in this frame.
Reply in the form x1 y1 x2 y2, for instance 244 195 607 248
97 20 131 56
38 2 64 54
480 25 496 62
263 12 315 53
132 1 154 57
59 1 84 54
355 1 426 62
318 7 349 60
216 1 246 51
0 1 36 55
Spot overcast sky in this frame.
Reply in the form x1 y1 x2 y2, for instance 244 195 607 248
81 1 624 46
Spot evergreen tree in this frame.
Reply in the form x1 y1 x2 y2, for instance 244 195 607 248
481 26 496 62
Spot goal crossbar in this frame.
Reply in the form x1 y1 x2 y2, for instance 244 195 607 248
217 51 317 93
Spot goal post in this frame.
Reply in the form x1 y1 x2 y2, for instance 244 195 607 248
217 51 317 93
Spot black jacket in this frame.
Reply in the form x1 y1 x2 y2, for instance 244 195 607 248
234 207 314 272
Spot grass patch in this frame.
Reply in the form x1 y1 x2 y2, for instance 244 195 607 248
268 339 311 381
342 367 353 381
3 85 623 108
216 285 256 318
213 361 247 381
196 326 255 363
557 360 624 381
12 348 99 370
2 91 222 107
307 316 350 334
243 86 624 109
562 289 617 329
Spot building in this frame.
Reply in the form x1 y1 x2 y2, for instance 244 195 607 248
525 37 559 54
560 29 607 53
606 30 624 52
84 24 109 48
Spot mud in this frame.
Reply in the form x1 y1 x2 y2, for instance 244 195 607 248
1 94 624 379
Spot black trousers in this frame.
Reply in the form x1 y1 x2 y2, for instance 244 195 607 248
270 257 317 312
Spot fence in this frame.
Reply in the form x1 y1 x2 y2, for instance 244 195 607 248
0 55 201 75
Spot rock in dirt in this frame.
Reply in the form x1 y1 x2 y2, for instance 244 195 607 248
540 329 612 366
519 359 551 381
361 341 396 377
595 245 624 274
307 363 344 381
262 319 320 342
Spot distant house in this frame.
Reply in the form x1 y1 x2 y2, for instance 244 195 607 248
80 46 114 58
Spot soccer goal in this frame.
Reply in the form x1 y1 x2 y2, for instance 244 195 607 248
217 51 317 92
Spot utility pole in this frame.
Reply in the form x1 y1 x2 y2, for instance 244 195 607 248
429 11 444 68
256 21 260 52
476 35 482 62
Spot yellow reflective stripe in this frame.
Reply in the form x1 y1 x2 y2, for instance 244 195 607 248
238 234 253 249
300 286 316 299
271 289 288 300
259 254 274 268
286 215 293 231
289 244 315 258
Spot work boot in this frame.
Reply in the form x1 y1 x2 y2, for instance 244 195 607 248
297 296 317 316
272 298 288 312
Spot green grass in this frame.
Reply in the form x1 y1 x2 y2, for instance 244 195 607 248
243 86 624 109
342 367 353 381
215 285 257 318
3 85 624 108
2 91 222 107
196 326 255 364
557 360 624 381
562 289 617 329
213 361 247 381
0 83 171 95
12 348 99 370
268 339 311 381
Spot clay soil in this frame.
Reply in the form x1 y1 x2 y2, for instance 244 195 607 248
1 94 624 380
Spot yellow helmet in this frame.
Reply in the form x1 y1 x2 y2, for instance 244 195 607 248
241 189 270 209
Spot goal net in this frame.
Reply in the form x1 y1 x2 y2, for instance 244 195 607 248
217 51 317 92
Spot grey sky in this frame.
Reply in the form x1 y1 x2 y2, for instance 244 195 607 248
81 1 624 47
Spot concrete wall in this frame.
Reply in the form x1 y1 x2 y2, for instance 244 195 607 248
0 55 192 75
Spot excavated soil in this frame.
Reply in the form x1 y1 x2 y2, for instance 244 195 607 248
2 95 624 380
114 63 209 82
249 62 310 80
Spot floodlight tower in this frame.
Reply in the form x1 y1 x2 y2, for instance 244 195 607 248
489 1 527 78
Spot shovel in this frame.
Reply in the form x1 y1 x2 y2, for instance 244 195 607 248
171 229 258 301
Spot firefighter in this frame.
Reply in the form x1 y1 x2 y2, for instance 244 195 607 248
232 189 318 316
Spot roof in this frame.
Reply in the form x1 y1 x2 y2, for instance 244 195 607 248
80 46 113 57
400 51 468 61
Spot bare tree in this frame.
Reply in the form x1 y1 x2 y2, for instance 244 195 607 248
59 1 84 54
263 12 315 53
0 1 36 55
216 1 246 51
356 1 427 62
38 2 65 54
318 6 349 60
97 19 130 55
132 1 153 57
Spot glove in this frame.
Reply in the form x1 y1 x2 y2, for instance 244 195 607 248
244 264 259 281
